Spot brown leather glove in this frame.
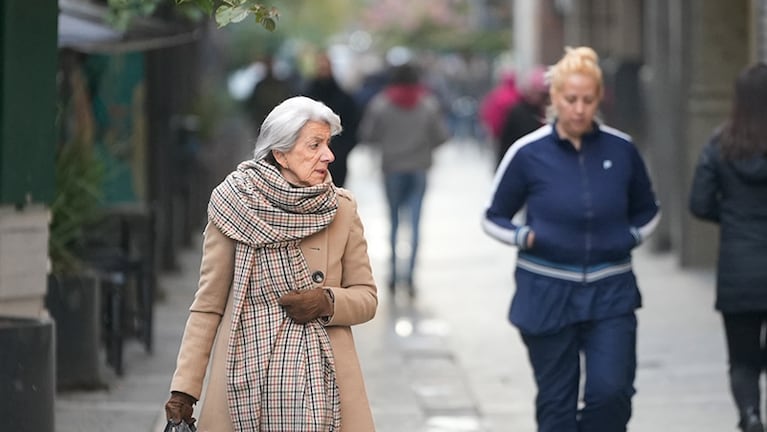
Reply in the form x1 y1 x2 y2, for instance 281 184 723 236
278 288 333 324
165 391 197 425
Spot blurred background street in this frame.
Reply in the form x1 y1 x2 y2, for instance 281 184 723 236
54 140 733 432
2 1 766 431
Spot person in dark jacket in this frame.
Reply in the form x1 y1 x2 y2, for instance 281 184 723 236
497 65 549 167
244 56 297 134
689 62 767 432
304 52 360 187
482 46 660 432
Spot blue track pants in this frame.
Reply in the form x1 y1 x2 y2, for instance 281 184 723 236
520 313 637 432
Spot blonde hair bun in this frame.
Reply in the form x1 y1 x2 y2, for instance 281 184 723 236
549 46 603 98
564 46 599 65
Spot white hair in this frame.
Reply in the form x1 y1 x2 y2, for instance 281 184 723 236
253 96 343 162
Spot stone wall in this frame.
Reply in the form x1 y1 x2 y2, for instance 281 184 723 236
0 207 49 318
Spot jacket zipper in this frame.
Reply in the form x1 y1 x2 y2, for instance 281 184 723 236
578 150 593 284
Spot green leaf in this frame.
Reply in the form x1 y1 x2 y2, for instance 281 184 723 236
260 16 277 32
251 4 278 31
215 4 251 27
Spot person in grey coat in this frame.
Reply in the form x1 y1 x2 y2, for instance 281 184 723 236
358 62 450 298
689 62 767 432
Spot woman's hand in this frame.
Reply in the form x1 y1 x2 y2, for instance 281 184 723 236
278 288 333 323
164 391 197 425
527 231 535 248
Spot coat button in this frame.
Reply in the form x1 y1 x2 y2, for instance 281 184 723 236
311 270 325 284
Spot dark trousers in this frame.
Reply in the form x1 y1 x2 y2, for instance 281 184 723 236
521 313 637 432
723 311 767 421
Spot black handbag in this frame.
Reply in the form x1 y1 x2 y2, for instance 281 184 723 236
163 420 197 432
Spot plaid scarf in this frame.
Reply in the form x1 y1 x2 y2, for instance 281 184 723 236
208 159 341 431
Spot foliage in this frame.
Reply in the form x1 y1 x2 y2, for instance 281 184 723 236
208 0 279 30
223 21 291 70
49 141 105 275
106 0 279 30
358 0 511 54
360 0 468 33
220 0 359 70
276 0 360 42
403 24 510 54
106 0 161 30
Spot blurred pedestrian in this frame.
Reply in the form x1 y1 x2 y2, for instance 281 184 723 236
304 52 360 187
689 62 767 432
355 68 388 114
497 65 549 167
244 55 296 134
165 96 378 432
479 68 520 159
482 46 660 432
358 62 450 298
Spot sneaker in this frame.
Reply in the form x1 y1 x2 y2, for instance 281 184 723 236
742 409 764 432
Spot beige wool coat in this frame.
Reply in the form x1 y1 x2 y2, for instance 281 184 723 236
170 189 378 432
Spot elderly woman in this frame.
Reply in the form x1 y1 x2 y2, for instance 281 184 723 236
482 47 660 432
164 96 378 432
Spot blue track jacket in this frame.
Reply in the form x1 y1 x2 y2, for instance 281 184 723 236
483 122 660 334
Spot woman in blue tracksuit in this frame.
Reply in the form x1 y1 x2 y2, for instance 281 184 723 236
482 47 660 432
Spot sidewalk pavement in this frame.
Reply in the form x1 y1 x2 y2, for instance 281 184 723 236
55 140 736 432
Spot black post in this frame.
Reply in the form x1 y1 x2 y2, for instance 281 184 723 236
0 317 55 432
